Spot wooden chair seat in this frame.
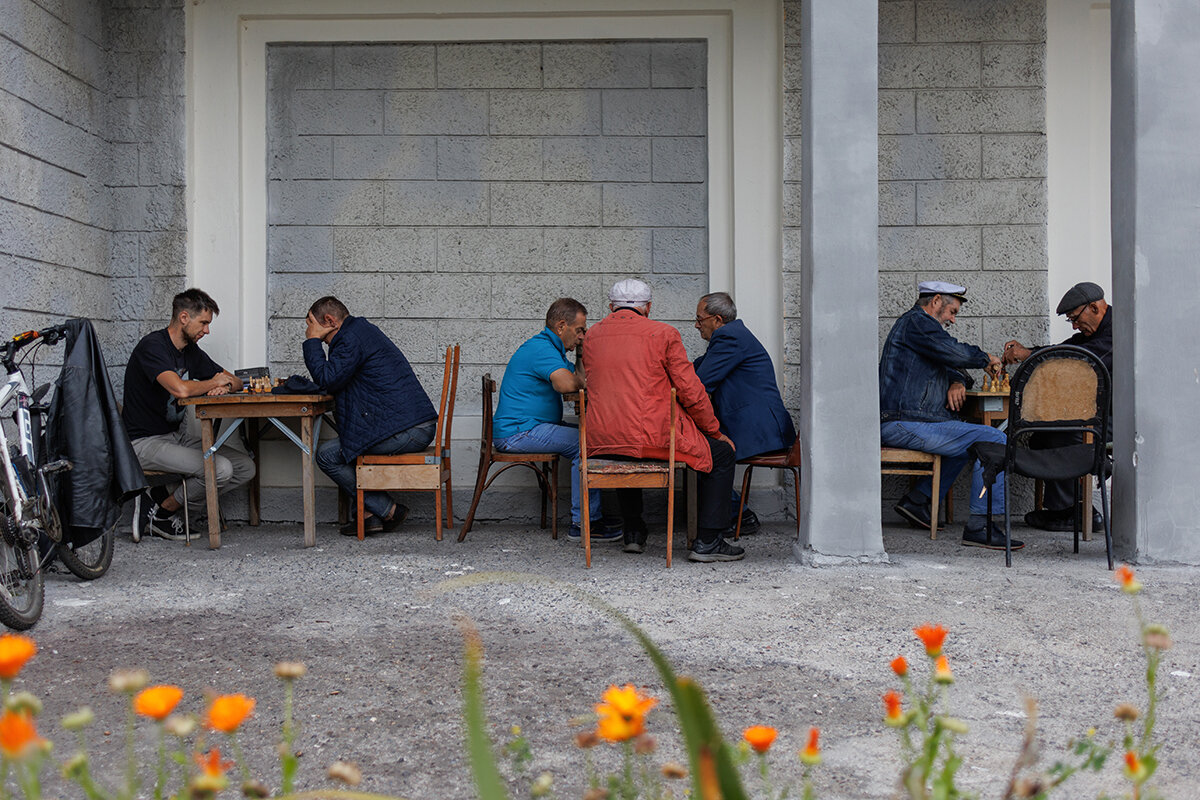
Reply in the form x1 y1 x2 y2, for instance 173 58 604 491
353 344 459 541
881 447 943 539
587 459 672 474
459 373 559 541
735 436 800 540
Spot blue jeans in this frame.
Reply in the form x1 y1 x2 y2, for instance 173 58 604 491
494 422 599 526
880 420 1007 516
316 421 436 519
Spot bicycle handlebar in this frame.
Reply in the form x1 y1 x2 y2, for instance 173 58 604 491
4 324 71 368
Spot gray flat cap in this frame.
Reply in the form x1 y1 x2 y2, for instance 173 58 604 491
1055 282 1105 315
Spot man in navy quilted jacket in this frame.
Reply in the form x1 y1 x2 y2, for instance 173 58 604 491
304 296 437 535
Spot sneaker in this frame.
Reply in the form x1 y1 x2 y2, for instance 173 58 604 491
1025 508 1104 532
731 507 761 536
144 503 187 541
962 518 1024 551
688 537 745 562
568 519 624 544
622 524 648 554
894 496 934 530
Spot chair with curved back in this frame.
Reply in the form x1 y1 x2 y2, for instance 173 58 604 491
972 344 1113 568
353 344 459 541
735 434 802 540
458 373 559 541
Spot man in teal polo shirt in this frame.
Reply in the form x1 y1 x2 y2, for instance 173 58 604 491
493 298 621 543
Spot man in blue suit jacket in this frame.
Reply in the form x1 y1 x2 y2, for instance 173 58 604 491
693 292 797 533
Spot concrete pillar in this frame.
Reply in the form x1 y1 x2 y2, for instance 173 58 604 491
1110 0 1200 564
797 0 884 560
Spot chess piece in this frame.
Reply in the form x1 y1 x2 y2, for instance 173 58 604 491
983 375 992 393
1000 373 1010 392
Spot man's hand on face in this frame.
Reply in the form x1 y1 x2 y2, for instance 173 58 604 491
1002 340 1031 365
946 382 966 412
305 312 335 341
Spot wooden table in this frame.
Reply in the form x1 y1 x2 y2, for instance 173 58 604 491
179 393 333 549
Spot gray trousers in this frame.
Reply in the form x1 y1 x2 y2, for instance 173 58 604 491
131 428 256 509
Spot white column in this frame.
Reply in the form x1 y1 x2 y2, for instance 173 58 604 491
797 0 883 560
1110 0 1200 564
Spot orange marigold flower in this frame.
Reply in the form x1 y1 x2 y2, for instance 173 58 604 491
743 725 777 754
1115 565 1143 594
890 656 908 677
934 654 954 684
0 710 44 759
594 684 657 743
1124 751 1148 783
799 727 821 765
0 635 36 680
883 691 905 727
134 685 183 721
913 623 948 657
195 748 234 777
204 694 255 733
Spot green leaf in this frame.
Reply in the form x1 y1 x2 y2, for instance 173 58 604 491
459 622 510 800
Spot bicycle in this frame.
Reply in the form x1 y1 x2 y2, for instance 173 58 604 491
0 324 116 629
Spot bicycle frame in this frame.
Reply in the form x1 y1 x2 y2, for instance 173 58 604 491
0 358 37 532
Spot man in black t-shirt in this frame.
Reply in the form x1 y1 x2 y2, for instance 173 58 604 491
122 288 255 540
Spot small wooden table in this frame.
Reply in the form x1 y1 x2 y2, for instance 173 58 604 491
962 389 1010 428
178 393 333 549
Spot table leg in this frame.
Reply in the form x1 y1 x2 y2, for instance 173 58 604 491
200 419 222 549
301 416 316 547
247 419 261 526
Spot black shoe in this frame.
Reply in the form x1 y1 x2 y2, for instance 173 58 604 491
340 516 384 536
380 503 409 532
688 537 745 562
622 524 648 554
894 497 933 530
1091 509 1104 531
962 518 1024 550
730 507 761 536
1024 508 1073 532
144 503 186 541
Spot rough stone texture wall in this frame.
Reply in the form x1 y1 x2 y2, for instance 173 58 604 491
0 0 186 382
878 0 1048 358
265 40 710 415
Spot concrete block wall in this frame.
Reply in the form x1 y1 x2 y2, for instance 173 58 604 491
0 0 186 382
265 40 710 419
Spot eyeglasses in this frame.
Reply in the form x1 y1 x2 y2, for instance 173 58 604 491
695 313 718 325
1065 306 1088 325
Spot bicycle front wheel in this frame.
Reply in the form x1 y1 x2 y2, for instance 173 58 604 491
58 522 115 581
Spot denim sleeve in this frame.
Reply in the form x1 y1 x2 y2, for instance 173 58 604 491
905 317 989 370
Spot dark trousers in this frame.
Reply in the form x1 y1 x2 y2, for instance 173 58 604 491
616 435 735 545
1031 430 1108 511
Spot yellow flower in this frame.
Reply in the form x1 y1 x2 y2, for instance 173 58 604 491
134 685 183 721
743 725 777 754
204 694 255 733
594 684 657 743
1124 751 1148 783
799 727 821 766
0 635 36 680
934 654 954 684
883 691 906 727
191 749 232 794
0 710 44 759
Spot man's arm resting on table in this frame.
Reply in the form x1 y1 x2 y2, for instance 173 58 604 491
157 369 241 399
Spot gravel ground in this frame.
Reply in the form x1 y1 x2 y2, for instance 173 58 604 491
19 518 1200 799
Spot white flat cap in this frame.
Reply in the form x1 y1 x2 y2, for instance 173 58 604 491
916 281 968 302
609 278 652 305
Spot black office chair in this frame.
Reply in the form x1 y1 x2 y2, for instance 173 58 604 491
971 345 1113 569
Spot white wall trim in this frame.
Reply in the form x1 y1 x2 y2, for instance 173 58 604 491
187 0 781 372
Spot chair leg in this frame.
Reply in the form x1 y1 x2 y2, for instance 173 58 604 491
666 473 676 569
435 481 443 542
791 467 801 541
929 456 941 541
1100 473 1114 570
1003 473 1012 568
735 466 753 540
538 463 548 530
1072 479 1081 554
581 470 592 568
181 479 190 547
458 455 492 542
549 459 559 540
356 488 366 541
444 461 454 530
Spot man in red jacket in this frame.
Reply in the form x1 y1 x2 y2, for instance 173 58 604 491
580 279 743 562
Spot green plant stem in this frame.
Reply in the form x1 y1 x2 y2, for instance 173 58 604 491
281 679 298 795
756 753 776 800
229 733 251 783
121 700 136 800
621 740 635 800
151 723 166 800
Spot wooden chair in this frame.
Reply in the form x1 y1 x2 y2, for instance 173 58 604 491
353 344 459 541
881 448 943 539
458 373 559 541
734 435 801 540
578 387 677 568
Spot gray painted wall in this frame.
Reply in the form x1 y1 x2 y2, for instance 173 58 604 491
264 41 710 411
0 0 187 377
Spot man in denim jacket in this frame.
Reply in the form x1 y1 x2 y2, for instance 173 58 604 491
879 282 1018 549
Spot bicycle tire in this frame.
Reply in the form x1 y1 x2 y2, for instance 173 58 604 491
0 486 45 630
58 522 115 581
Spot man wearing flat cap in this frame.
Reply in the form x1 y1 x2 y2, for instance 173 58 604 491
1001 281 1113 531
879 281 1018 549
580 279 743 561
